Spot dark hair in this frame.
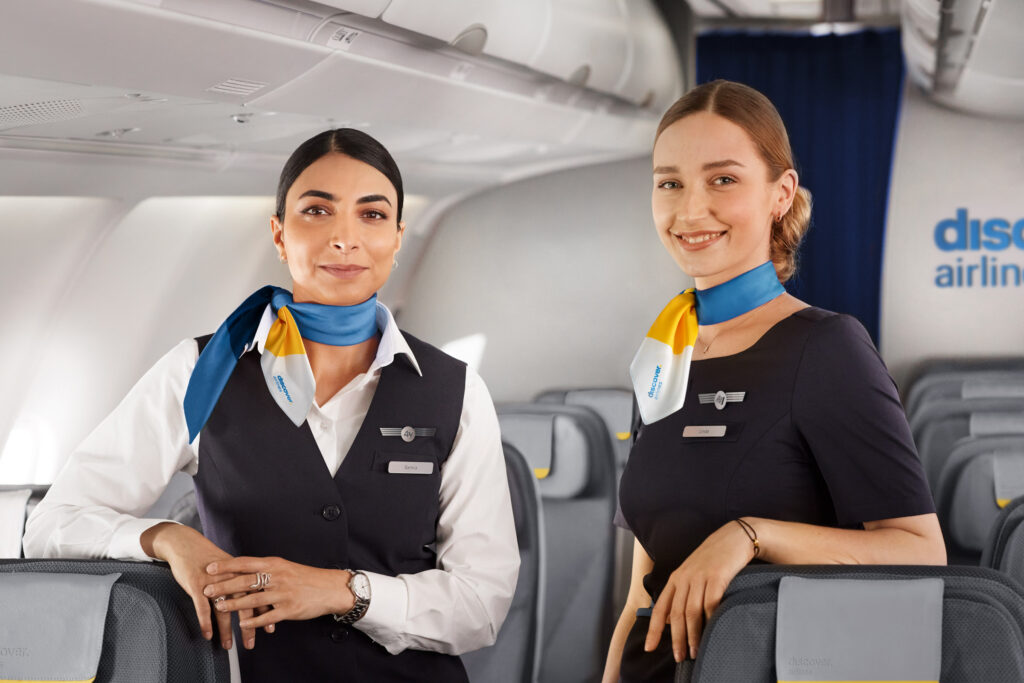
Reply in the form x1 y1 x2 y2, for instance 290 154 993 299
656 80 811 283
274 128 404 225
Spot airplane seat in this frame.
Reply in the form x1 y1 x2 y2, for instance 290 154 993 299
911 398 1024 486
0 558 229 682
534 387 635 616
144 472 203 533
905 358 1024 406
982 495 1024 582
534 388 633 470
677 565 1024 682
937 436 1024 562
496 403 617 683
463 443 544 683
906 371 1024 422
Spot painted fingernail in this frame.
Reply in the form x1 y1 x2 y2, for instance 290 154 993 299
245 639 254 649
644 641 652 652
222 640 231 650
203 630 212 640
674 649 681 662
690 646 697 660
207 563 217 573
267 624 275 634
216 602 226 612
203 586 213 596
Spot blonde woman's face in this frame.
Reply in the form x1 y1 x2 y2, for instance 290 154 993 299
652 112 795 288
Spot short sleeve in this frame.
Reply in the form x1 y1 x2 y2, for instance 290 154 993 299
792 314 935 525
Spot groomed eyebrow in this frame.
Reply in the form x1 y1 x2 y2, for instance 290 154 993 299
297 190 392 207
701 159 744 171
653 160 746 175
356 194 392 206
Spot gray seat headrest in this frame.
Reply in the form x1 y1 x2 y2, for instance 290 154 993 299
497 404 613 500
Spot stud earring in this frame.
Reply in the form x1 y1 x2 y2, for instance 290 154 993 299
392 259 398 270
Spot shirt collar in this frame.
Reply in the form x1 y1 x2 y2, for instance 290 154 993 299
250 301 421 377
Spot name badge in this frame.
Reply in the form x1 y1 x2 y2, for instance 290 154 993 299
682 425 727 438
388 461 434 475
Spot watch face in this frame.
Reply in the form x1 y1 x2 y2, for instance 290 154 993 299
350 572 371 600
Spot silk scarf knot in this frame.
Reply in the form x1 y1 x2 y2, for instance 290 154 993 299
183 286 378 442
630 261 785 424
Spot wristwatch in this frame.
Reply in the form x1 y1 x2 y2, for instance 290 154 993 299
334 569 371 624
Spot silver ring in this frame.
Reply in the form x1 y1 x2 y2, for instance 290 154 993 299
213 596 226 604
249 572 271 591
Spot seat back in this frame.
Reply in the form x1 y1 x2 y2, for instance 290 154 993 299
534 387 636 616
497 403 617 683
982 495 1024 580
463 443 544 683
677 565 1024 683
919 411 1024 492
0 559 229 682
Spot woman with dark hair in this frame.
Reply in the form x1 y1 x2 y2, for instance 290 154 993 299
25 128 519 683
601 80 945 683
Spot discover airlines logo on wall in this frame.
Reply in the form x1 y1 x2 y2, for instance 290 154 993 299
933 209 1024 288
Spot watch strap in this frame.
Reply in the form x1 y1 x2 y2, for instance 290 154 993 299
333 569 370 624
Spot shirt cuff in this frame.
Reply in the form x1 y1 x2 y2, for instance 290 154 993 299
353 571 409 654
108 517 180 562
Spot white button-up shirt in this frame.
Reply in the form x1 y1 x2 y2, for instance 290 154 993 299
23 302 519 657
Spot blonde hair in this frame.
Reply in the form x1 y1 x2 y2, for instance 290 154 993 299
656 80 811 283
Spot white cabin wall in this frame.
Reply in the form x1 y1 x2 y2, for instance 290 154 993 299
880 82 1024 387
398 157 693 401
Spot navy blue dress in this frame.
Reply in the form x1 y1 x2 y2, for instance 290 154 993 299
617 307 935 682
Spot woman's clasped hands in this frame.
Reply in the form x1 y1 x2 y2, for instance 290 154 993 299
644 519 757 663
203 555 356 647
143 523 354 652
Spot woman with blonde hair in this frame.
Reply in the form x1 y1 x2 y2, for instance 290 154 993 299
603 80 944 682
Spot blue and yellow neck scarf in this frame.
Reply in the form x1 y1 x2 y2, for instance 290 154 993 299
630 261 785 424
183 286 378 442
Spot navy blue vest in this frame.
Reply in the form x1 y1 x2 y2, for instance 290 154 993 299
193 332 468 683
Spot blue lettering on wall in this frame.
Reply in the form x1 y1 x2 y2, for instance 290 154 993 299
933 209 1024 288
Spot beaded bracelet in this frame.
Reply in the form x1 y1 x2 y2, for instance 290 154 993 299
734 518 760 559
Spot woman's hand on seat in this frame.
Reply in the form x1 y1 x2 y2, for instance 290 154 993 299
645 520 755 662
204 556 355 629
141 522 258 651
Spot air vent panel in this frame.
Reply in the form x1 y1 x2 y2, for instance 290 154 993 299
205 79 268 97
0 99 84 127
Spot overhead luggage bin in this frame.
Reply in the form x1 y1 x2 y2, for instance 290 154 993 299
527 0 629 95
381 0 549 65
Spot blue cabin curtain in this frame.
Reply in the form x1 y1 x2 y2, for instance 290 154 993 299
696 28 903 344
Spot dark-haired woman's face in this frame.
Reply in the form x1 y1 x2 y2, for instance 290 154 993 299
271 153 403 306
652 112 795 288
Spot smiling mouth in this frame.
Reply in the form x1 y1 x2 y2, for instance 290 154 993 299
674 230 726 247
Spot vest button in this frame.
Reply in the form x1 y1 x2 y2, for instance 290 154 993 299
330 627 349 642
322 504 341 521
